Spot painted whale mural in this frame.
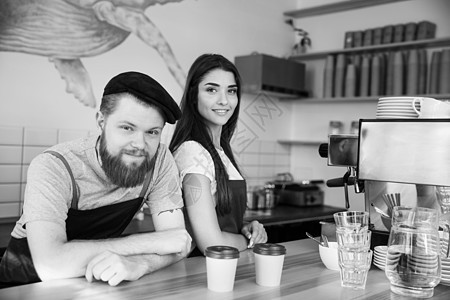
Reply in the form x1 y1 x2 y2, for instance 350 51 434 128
0 0 186 108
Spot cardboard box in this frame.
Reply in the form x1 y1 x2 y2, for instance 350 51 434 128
404 22 417 41
417 21 436 40
353 31 363 48
363 29 373 47
373 27 383 45
393 24 405 43
382 25 394 44
234 54 308 97
344 31 354 48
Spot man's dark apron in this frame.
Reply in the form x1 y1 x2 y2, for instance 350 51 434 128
189 179 247 257
0 151 153 288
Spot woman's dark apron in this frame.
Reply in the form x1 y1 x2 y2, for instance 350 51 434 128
189 179 247 257
0 151 153 288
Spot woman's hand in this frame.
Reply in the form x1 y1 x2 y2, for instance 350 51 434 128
241 220 267 248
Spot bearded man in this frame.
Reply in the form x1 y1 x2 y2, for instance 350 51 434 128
0 72 191 288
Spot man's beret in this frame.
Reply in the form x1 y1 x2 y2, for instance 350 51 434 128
103 71 181 124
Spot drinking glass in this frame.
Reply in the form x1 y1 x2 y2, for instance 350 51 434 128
436 186 450 214
334 211 369 233
436 186 450 257
336 230 372 251
385 206 442 298
334 211 372 289
338 249 373 289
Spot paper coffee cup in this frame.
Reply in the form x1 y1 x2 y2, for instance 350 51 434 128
253 243 287 287
205 246 239 292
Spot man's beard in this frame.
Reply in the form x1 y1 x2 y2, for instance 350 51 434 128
98 135 155 188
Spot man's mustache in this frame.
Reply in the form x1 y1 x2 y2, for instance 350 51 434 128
121 149 148 157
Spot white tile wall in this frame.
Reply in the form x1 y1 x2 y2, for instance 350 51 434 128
0 146 22 164
258 153 275 165
259 141 276 153
241 166 259 178
241 140 260 153
21 165 29 183
23 128 58 146
0 126 23 145
0 203 20 218
22 146 49 164
275 143 290 155
0 165 21 183
20 184 26 203
240 153 259 165
0 126 24 217
238 140 291 190
58 129 91 143
275 155 290 165
0 126 91 218
0 184 21 203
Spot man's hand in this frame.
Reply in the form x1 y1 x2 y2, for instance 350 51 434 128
241 220 267 248
85 251 145 286
85 228 191 286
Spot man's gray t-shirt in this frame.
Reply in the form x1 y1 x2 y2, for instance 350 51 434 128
12 135 183 238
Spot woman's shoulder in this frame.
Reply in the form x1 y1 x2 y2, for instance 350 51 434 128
174 141 211 162
177 140 204 151
173 141 214 178
175 141 208 156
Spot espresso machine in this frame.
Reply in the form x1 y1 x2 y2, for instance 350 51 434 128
319 119 450 247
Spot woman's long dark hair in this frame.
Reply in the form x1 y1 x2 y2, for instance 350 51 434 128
169 54 242 215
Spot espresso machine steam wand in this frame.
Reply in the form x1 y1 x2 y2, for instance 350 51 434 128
318 135 363 209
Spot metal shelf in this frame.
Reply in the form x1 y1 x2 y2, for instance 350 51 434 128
280 94 450 103
284 0 411 18
278 139 326 146
288 37 450 61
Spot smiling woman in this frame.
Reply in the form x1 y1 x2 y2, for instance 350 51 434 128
169 54 268 257
196 69 239 131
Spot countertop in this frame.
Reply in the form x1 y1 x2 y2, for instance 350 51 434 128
123 204 345 235
1 205 344 251
2 238 449 299
244 204 344 226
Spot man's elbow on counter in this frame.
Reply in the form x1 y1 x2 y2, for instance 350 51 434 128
34 260 80 281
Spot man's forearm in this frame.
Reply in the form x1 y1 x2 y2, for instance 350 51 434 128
71 231 173 256
82 248 187 285
33 229 190 281
137 252 185 277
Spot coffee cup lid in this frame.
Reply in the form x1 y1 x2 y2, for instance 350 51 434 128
253 243 286 256
205 246 240 259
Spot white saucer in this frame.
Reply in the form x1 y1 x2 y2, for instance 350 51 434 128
377 103 419 107
373 259 386 265
374 253 386 257
376 111 417 115
376 116 418 119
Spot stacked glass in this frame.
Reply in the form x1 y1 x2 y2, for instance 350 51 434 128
334 211 372 289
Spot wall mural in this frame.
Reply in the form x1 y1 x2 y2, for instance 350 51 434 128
0 0 186 108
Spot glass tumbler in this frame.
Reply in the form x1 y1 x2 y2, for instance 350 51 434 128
338 249 373 289
334 211 369 233
334 211 371 289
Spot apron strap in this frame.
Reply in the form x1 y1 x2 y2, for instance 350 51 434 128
45 150 79 210
138 166 153 202
45 144 160 211
137 145 159 209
